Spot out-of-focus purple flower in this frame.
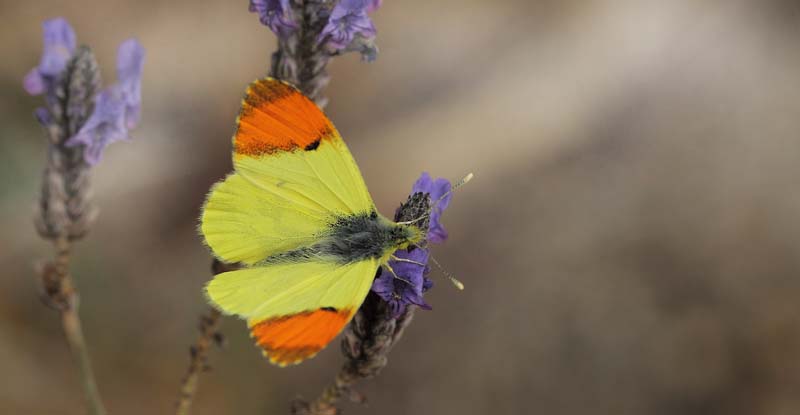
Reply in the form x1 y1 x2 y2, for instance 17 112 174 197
249 0 297 37
24 17 76 95
65 39 145 165
372 247 433 318
65 89 127 164
366 0 382 12
318 0 378 61
412 172 453 244
116 39 145 129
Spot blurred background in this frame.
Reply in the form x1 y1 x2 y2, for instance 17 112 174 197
2 0 800 414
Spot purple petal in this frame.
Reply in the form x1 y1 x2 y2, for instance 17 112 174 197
429 178 453 211
372 247 433 317
366 0 382 13
249 0 297 37
23 68 46 95
38 17 76 76
403 288 432 311
318 0 377 50
413 172 452 209
116 39 145 129
24 17 77 96
34 107 51 125
422 277 434 292
390 248 429 288
371 268 396 298
411 172 433 194
411 172 453 243
427 218 449 244
65 88 129 165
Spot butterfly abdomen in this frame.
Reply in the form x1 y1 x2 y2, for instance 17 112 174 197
261 211 420 265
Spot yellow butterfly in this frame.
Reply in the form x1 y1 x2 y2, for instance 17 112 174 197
200 78 428 366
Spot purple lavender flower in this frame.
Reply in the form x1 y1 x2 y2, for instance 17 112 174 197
413 172 453 244
116 39 145 129
23 18 76 96
371 172 453 316
249 0 297 37
366 0 382 12
372 247 433 318
318 0 379 61
65 39 145 165
65 89 127 164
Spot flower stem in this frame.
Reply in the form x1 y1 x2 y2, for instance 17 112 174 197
175 307 222 415
174 259 236 415
42 236 107 415
271 0 332 107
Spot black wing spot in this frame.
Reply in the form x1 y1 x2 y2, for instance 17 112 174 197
304 139 321 151
320 306 338 313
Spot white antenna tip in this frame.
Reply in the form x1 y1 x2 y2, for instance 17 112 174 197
451 278 465 290
463 172 474 183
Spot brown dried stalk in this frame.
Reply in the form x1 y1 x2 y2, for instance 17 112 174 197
174 259 235 415
35 46 107 415
40 237 107 415
270 0 333 107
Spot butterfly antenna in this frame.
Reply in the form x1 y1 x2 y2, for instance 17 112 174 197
429 254 465 290
434 172 473 208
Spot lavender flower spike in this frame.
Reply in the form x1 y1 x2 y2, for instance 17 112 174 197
249 0 297 38
371 172 453 316
24 17 76 95
65 39 145 165
318 0 379 61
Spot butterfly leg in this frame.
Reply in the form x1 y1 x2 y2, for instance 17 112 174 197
383 262 414 285
390 255 426 267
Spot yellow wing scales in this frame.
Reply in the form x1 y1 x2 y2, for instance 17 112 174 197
206 259 378 366
200 78 382 365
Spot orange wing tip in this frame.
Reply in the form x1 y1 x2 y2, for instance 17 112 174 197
233 77 336 158
249 308 354 366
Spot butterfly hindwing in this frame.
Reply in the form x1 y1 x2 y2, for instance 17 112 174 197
206 258 379 366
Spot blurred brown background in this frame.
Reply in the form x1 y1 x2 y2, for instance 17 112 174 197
3 0 800 414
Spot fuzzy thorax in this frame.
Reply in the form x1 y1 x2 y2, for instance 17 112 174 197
263 210 424 265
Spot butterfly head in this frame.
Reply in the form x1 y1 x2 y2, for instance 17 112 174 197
392 222 426 250
394 172 474 247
